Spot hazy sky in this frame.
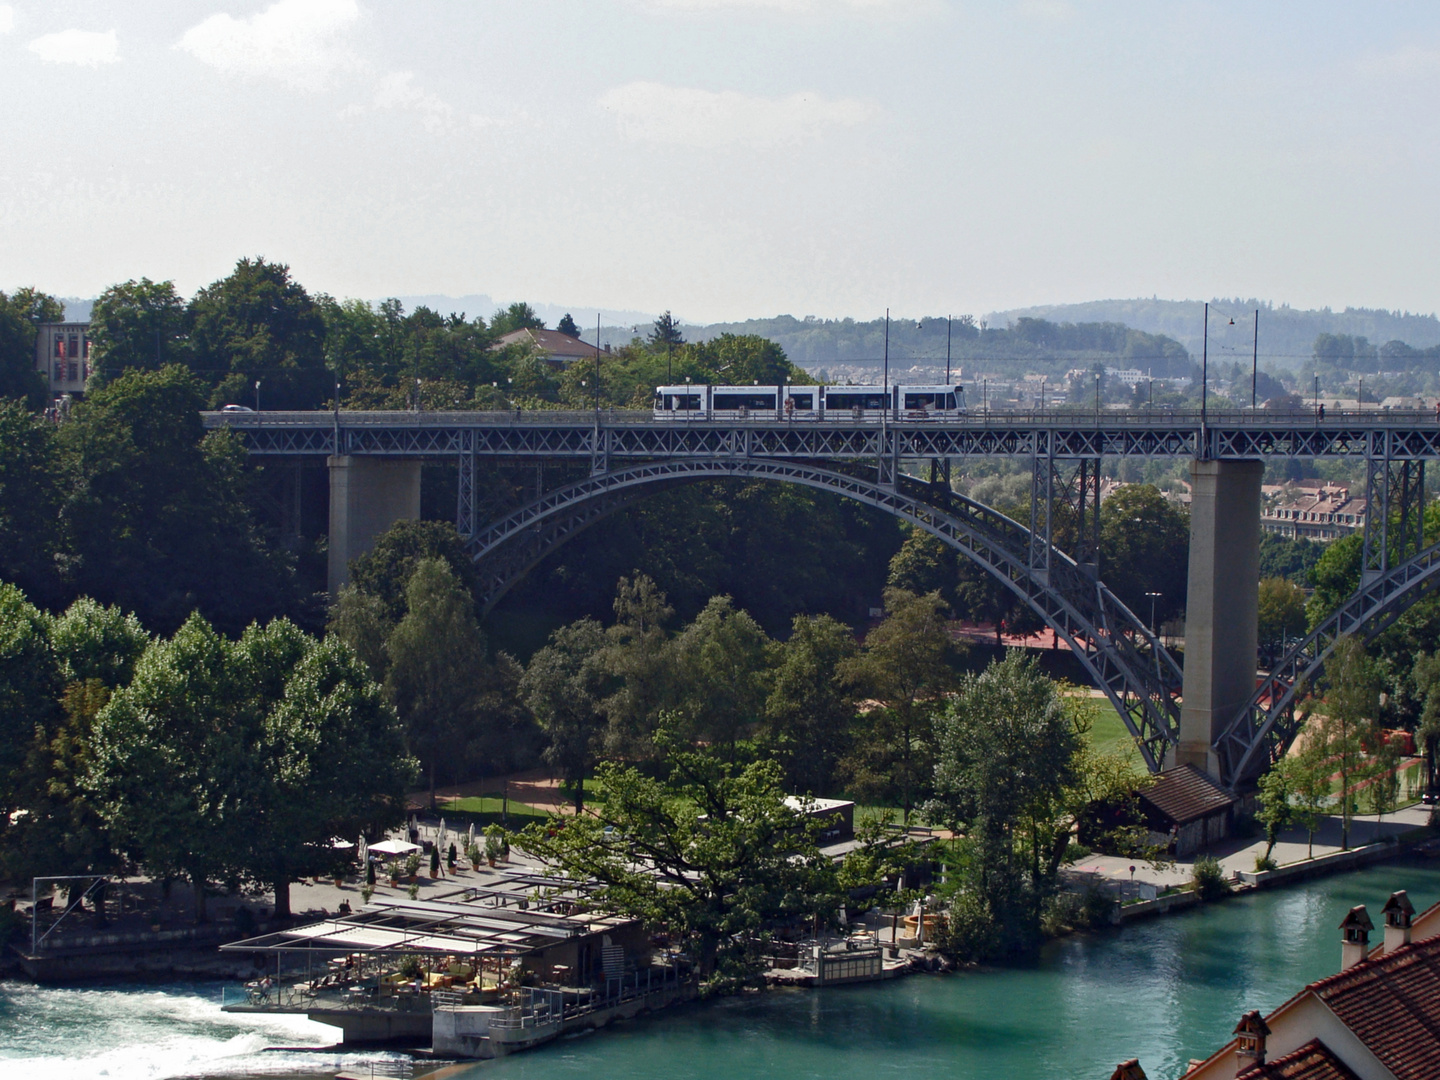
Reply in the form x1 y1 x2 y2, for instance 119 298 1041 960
2 1 1438 322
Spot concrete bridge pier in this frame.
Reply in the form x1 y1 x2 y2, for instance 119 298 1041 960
327 455 422 595
1171 459 1263 782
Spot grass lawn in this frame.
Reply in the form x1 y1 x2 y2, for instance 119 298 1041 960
440 796 549 828
1086 699 1144 766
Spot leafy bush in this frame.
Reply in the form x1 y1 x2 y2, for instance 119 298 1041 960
1040 887 1115 936
937 890 1003 962
1253 853 1278 872
1191 856 1231 900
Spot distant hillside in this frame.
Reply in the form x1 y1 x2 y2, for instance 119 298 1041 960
987 299 1440 374
678 313 1191 382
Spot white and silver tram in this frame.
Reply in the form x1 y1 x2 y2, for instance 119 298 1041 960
652 383 965 420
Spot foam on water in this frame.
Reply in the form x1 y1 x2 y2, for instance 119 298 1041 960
0 981 399 1080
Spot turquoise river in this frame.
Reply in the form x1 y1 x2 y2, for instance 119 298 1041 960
3 859 1439 1080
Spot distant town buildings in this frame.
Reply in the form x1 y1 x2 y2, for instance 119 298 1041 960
1261 480 1367 542
34 321 91 398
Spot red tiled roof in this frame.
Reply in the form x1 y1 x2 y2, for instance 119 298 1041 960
1238 1039 1360 1080
1137 765 1237 825
1308 934 1440 1080
493 328 599 358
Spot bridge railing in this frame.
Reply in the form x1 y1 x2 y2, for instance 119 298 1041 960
203 407 1440 428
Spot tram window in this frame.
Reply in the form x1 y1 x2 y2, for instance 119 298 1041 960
714 393 778 410
664 394 701 410
788 393 815 410
827 393 886 410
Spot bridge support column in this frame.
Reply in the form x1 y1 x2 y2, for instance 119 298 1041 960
1173 459 1262 782
327 456 422 596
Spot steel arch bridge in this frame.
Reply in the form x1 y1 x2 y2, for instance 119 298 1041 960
207 408 1440 790
462 456 1183 771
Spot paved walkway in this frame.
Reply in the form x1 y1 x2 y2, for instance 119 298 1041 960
1068 803 1434 896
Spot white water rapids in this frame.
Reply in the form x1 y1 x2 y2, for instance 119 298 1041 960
0 980 400 1080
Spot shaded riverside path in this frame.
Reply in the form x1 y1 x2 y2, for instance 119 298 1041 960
2 860 1440 1080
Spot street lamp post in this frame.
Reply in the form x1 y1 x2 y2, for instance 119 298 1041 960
254 380 261 411
1145 591 1162 635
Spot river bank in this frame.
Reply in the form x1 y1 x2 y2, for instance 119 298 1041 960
5 859 1440 1080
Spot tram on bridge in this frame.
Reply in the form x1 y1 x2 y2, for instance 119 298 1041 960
652 383 966 421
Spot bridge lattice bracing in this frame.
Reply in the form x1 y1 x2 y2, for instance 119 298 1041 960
460 456 1183 773
208 410 1440 790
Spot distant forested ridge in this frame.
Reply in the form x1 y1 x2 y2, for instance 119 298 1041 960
683 313 1193 380
988 298 1440 374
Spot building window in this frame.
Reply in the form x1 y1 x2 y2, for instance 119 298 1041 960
54 338 64 358
67 361 78 381
68 335 78 358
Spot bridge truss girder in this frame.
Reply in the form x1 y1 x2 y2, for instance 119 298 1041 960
462 457 1183 773
1217 444 1433 787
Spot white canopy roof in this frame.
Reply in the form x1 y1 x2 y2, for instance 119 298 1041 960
368 839 421 856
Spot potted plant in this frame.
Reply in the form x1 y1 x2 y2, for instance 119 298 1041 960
467 843 483 871
447 842 457 872
360 884 374 904
366 861 376 887
429 846 440 879
404 851 421 882
484 829 503 867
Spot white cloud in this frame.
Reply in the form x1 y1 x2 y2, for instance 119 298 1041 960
176 0 361 91
28 29 119 66
374 71 457 134
600 81 878 149
640 0 932 11
0 6 15 35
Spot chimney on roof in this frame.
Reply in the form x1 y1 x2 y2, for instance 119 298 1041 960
1109 1060 1148 1080
1340 905 1374 970
1233 1010 1270 1075
1381 890 1416 953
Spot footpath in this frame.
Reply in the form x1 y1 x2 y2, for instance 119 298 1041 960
1065 803 1434 910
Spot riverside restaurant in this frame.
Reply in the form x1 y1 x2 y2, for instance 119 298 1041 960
219 868 691 1059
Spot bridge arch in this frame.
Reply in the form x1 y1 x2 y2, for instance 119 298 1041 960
466 457 1183 771
1215 540 1440 786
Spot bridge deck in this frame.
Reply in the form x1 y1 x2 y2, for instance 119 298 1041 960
204 408 1440 460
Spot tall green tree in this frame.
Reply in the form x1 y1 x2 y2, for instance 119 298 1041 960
187 257 329 410
556 313 582 339
346 519 481 625
0 288 60 408
520 618 610 811
88 279 189 383
384 557 488 804
1258 577 1309 654
886 529 957 606
763 614 859 795
925 652 1082 953
649 311 685 348
1320 636 1381 849
0 584 62 818
58 366 301 634
520 724 854 991
600 574 678 756
490 302 545 336
86 614 251 919
0 401 62 603
670 596 771 749
1098 484 1189 625
838 588 960 821
242 627 414 916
